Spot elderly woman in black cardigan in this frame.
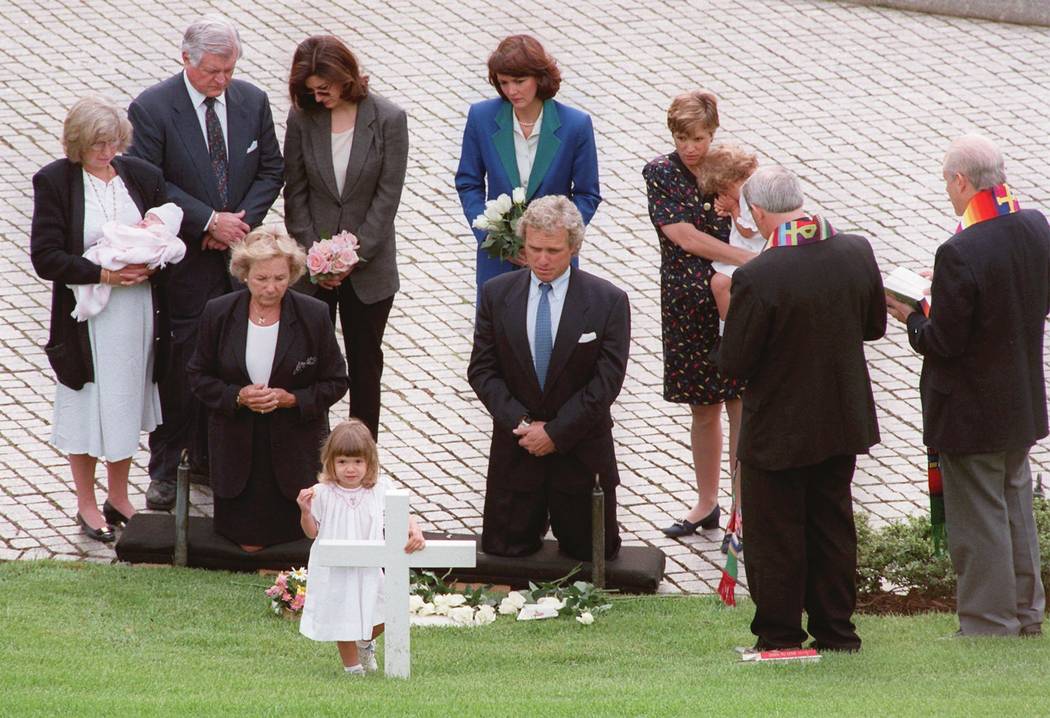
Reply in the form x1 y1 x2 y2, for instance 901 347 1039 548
31 96 170 543
187 226 347 551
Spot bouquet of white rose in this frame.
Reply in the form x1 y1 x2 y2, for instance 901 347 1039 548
472 186 528 262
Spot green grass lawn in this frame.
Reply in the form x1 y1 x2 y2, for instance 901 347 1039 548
1 561 1047 717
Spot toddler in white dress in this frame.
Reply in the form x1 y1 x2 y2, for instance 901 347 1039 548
298 419 426 675
699 144 763 331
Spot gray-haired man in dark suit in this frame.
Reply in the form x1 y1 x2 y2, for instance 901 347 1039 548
887 134 1047 637
128 14 283 509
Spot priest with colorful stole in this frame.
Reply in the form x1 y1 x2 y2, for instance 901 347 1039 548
717 165 886 652
886 134 1048 637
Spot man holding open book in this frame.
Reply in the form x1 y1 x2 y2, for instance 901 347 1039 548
886 134 1048 637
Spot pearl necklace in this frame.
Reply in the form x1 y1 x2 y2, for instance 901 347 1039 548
85 171 117 223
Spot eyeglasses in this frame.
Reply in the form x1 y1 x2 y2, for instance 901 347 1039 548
89 140 120 152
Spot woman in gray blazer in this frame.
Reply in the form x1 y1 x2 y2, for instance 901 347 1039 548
284 35 409 440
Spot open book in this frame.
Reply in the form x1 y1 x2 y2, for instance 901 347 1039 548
884 266 931 312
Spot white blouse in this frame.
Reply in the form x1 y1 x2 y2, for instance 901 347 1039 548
512 109 542 193
332 128 354 197
245 320 279 385
82 171 140 250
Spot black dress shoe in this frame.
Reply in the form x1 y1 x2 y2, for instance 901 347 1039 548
77 513 115 543
145 480 176 511
102 500 132 527
662 505 721 538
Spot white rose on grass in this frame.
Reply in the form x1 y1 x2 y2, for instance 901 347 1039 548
446 594 468 608
537 596 566 610
417 602 436 617
512 186 526 204
505 591 527 609
576 611 595 625
498 597 520 616
433 594 451 616
449 606 476 626
474 604 497 626
408 595 425 614
494 193 513 215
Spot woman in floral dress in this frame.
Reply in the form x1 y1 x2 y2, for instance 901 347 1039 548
642 91 756 539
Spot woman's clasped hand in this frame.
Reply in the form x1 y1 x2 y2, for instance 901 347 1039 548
237 383 294 413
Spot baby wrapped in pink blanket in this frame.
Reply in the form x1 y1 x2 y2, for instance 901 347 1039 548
72 203 186 321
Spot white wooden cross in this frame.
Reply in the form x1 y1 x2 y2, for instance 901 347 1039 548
313 490 476 679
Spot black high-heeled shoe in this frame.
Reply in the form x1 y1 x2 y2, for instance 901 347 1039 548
662 505 721 538
77 513 115 543
102 500 132 527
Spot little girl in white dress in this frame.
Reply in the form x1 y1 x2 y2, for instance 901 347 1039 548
297 419 426 675
699 143 764 331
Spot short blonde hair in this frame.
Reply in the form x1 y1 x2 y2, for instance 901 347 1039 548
62 96 133 164
318 419 379 489
517 194 585 252
696 143 758 195
229 225 307 283
667 90 719 136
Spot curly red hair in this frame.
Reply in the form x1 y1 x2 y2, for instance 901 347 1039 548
696 143 758 195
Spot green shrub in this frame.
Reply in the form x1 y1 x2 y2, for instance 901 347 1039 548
855 496 1050 599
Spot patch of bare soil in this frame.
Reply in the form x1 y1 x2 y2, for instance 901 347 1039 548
856 590 955 616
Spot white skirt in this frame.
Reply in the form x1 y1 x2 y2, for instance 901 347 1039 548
51 282 161 461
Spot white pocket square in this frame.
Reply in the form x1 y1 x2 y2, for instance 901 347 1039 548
246 140 258 154
578 331 597 344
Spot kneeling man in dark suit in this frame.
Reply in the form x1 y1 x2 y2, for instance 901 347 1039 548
468 195 630 560
718 166 886 651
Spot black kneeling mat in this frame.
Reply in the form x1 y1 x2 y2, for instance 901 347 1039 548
115 513 313 571
115 514 666 593
439 533 666 594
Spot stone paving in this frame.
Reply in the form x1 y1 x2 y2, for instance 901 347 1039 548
2 0 1049 593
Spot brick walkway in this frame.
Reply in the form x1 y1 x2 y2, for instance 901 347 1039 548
2 0 1049 592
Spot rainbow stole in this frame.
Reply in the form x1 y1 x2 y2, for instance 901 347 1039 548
764 215 836 250
922 186 1022 554
955 183 1021 233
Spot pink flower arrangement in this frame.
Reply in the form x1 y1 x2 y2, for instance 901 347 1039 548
265 567 308 617
306 231 360 284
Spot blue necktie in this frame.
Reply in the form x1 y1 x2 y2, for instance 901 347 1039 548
534 282 553 389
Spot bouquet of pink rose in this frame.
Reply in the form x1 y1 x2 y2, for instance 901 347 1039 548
473 187 528 262
306 230 360 284
265 567 307 617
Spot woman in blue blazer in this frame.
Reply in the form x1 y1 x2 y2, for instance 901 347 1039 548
455 35 601 304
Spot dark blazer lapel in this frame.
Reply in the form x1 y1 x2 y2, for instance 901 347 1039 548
171 81 223 209
491 101 521 189
270 291 299 377
504 270 541 393
526 99 562 201
308 109 340 202
543 267 587 392
342 94 375 201
224 83 250 207
68 162 85 256
228 291 251 380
